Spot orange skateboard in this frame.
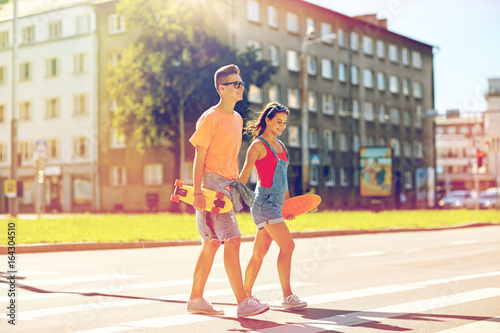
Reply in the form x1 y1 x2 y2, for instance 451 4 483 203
282 194 321 220
170 179 233 215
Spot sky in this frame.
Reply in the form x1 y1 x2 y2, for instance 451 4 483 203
306 0 500 115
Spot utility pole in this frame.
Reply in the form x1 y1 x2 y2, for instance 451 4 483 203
9 0 19 217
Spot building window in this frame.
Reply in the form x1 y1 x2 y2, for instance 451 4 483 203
144 163 163 185
339 98 348 115
269 45 279 67
76 14 90 34
0 104 4 122
412 51 423 69
108 14 125 34
350 31 359 51
74 95 88 115
321 22 334 44
287 87 300 108
110 129 126 149
352 99 360 118
378 137 387 146
402 79 410 96
46 58 59 78
339 133 348 152
288 125 300 147
414 141 423 158
363 36 373 55
309 128 318 148
364 102 374 121
268 84 280 103
248 84 263 103
19 101 31 121
321 59 333 79
338 63 346 82
74 53 88 74
402 47 410 66
337 28 345 47
267 5 278 27
403 141 412 157
45 98 59 119
19 62 31 81
322 94 334 115
363 69 374 88
352 134 360 152
377 72 386 91
247 39 263 60
325 166 335 186
404 171 413 189
308 91 317 112
310 166 319 186
415 104 423 128
73 137 89 157
110 166 126 187
286 12 298 33
376 40 385 58
19 141 34 164
307 55 317 75
22 25 35 43
413 81 423 99
391 138 401 156
0 30 9 48
0 66 5 85
390 107 400 125
340 167 348 186
47 139 59 159
0 143 7 163
286 50 299 72
351 66 359 85
247 0 260 22
378 104 386 123
49 20 62 39
389 75 399 94
389 44 399 63
403 110 411 127
323 129 334 151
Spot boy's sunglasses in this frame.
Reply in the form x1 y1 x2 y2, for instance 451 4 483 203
221 81 245 89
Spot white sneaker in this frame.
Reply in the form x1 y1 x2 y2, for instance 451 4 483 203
251 295 269 307
282 294 307 308
237 297 270 318
187 298 224 315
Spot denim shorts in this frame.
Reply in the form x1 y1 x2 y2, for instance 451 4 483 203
251 189 285 229
195 173 241 242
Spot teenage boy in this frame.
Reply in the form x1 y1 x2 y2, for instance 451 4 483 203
187 64 269 318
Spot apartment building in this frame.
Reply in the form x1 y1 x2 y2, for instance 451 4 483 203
0 0 98 213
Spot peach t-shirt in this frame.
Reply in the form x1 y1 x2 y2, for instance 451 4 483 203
189 107 243 180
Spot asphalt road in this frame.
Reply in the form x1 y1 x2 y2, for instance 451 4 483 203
1 225 499 332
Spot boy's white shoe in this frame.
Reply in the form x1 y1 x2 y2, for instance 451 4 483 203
282 294 308 308
187 298 224 315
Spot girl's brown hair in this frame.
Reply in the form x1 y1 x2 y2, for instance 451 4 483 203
245 102 290 139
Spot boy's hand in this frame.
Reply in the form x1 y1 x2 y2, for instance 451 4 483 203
193 194 206 212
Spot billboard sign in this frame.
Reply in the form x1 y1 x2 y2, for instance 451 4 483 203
359 146 392 197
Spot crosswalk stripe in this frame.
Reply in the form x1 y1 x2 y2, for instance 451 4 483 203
436 316 500 333
251 288 500 333
17 282 314 321
73 270 500 332
346 251 385 257
0 278 227 302
0 274 139 289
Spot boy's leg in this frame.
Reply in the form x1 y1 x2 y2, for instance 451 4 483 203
223 236 247 304
244 228 273 297
190 239 221 300
263 222 295 298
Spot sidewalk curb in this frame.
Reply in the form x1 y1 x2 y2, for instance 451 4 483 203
1 222 498 254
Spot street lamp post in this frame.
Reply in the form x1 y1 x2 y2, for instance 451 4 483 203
300 27 336 194
10 0 18 217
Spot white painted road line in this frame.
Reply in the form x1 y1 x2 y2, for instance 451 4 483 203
407 271 500 287
252 288 500 333
346 251 385 257
450 240 479 246
0 273 139 289
436 316 500 333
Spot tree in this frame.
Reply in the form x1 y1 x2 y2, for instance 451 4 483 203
107 0 276 180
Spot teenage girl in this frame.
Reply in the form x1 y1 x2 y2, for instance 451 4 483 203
239 102 307 308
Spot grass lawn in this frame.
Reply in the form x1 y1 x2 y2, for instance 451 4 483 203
2 209 499 245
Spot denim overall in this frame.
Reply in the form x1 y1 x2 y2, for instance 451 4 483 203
251 136 290 229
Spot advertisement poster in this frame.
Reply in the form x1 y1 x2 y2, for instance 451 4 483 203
415 168 427 208
360 147 392 197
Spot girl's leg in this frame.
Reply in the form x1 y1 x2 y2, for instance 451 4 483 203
244 228 273 297
263 222 295 298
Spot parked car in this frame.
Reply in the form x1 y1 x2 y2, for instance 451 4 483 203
438 190 476 209
478 191 499 209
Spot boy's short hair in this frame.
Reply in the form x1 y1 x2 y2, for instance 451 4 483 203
214 64 240 91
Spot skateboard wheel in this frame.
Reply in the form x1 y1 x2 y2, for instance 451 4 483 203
170 194 180 203
215 192 225 200
174 179 184 187
211 207 220 215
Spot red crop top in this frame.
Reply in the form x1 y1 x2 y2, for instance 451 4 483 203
254 140 288 188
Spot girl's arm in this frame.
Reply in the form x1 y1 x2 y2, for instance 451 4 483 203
239 141 265 185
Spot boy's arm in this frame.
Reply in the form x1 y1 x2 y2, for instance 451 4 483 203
193 145 208 212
